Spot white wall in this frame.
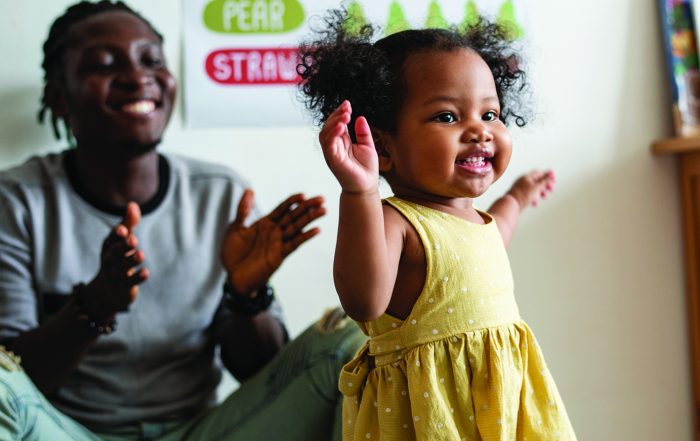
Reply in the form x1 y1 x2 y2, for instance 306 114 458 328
0 1 691 440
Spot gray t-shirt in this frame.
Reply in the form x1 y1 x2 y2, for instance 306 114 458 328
0 151 281 430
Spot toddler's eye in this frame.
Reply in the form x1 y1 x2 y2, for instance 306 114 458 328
434 112 456 123
482 111 499 121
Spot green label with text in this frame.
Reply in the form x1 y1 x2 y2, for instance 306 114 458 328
203 0 305 34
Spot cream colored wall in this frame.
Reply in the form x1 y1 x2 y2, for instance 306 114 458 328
0 0 691 439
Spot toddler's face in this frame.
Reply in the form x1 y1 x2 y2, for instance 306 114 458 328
380 49 512 201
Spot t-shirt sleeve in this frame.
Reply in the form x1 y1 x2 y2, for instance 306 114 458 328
0 189 37 341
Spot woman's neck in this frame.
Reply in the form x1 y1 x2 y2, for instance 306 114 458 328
73 146 160 208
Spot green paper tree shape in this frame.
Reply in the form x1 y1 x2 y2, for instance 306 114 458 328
344 1 368 36
459 0 480 31
385 0 410 36
497 0 524 40
425 0 449 29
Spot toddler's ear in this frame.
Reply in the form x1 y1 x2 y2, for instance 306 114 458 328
370 128 393 173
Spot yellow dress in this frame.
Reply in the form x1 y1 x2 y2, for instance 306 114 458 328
339 197 576 441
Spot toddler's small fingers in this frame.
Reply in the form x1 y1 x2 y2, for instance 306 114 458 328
319 120 346 150
337 99 351 115
529 170 546 181
354 116 374 148
330 121 347 143
325 103 351 127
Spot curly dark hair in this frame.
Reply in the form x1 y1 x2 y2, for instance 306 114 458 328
38 1 163 141
297 9 530 141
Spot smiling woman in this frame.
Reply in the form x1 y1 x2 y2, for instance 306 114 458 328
0 1 365 440
42 9 175 154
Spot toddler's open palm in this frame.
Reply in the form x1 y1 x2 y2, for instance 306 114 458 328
319 100 378 193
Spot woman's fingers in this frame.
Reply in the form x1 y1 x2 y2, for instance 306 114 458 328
102 224 128 251
232 188 255 228
102 230 137 265
125 268 149 304
276 195 324 223
268 193 305 222
122 202 141 232
126 267 149 286
281 205 326 240
115 249 145 275
282 227 321 257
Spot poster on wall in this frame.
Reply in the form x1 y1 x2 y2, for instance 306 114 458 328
661 0 700 137
183 0 528 128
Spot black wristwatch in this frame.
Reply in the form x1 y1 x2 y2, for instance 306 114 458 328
223 281 275 316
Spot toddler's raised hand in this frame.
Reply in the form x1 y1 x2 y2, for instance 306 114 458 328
507 170 556 209
319 100 379 194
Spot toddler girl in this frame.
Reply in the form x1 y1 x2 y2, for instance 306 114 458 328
298 11 576 441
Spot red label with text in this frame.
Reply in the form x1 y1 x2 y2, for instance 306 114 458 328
205 47 300 85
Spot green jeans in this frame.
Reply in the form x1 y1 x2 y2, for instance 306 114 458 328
0 318 365 441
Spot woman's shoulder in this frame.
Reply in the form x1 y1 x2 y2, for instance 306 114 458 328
0 151 68 222
0 151 66 186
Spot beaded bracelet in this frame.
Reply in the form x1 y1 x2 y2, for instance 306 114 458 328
72 283 117 335
223 281 275 316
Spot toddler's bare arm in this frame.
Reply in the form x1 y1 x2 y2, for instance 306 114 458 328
489 170 556 246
